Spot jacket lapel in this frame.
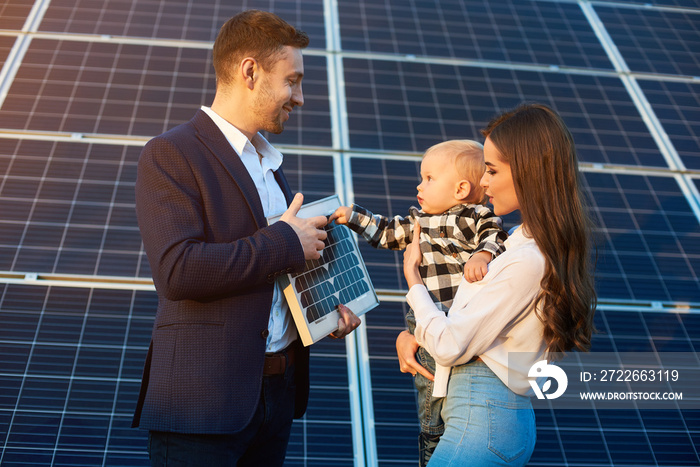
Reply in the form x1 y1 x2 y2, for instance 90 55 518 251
274 169 294 206
192 110 268 228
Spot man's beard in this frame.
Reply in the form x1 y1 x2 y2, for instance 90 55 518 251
253 81 286 135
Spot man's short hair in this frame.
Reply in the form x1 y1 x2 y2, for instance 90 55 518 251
213 10 309 86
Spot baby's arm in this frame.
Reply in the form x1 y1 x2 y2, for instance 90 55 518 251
461 205 508 282
464 250 492 283
330 204 414 250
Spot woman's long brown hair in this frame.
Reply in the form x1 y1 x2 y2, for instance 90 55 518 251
482 103 596 354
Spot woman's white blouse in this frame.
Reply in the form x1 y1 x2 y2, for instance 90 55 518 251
407 226 548 396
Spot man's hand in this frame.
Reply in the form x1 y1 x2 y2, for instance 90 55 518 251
279 193 328 260
396 330 434 381
328 206 352 224
329 304 361 339
463 251 491 283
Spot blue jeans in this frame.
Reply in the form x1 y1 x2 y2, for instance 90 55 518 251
428 360 536 466
148 363 296 467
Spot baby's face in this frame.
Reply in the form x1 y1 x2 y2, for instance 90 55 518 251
416 150 465 215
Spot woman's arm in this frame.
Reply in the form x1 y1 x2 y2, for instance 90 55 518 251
404 223 545 367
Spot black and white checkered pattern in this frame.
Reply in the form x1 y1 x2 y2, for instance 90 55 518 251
347 203 507 311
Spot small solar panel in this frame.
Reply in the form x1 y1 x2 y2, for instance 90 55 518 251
268 195 379 345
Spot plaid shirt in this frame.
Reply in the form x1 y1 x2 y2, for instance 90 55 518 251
347 203 507 311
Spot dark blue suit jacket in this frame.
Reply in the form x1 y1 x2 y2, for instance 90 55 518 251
132 110 310 433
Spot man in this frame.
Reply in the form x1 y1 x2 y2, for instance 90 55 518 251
132 10 361 466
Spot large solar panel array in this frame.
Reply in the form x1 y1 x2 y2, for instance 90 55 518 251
0 0 699 466
596 5 700 77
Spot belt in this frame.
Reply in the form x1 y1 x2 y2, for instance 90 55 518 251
263 346 295 376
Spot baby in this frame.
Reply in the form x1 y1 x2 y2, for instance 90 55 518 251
331 139 507 464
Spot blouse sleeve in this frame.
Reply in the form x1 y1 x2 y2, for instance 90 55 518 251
407 247 545 367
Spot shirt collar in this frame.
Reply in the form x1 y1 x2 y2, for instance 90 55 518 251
504 224 535 250
200 106 283 171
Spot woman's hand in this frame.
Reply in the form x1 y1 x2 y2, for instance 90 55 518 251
395 330 434 381
403 221 423 288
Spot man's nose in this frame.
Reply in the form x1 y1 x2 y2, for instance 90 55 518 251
292 85 304 107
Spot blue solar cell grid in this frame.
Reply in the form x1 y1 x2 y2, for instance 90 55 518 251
583 171 700 303
596 5 700 77
0 40 331 146
295 222 370 322
637 79 700 170
39 0 327 45
344 59 668 168
338 0 613 70
0 0 699 465
0 139 148 277
0 284 356 466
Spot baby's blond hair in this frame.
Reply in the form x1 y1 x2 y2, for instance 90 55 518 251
424 139 486 204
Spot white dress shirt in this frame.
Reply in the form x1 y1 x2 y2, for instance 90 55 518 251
201 106 297 353
407 226 547 396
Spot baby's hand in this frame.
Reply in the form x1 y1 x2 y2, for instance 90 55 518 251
329 206 352 224
464 251 492 283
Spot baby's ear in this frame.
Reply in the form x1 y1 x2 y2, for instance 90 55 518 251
455 180 471 201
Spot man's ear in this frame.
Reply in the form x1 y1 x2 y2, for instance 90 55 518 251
455 180 471 201
240 57 257 90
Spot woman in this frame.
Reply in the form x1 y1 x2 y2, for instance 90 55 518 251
398 103 596 466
